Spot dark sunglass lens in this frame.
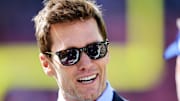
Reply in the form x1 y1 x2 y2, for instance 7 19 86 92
58 49 79 66
99 43 107 57
87 42 107 59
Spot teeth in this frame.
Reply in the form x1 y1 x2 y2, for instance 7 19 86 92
79 74 96 81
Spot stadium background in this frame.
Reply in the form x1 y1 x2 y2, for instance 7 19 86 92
0 0 179 101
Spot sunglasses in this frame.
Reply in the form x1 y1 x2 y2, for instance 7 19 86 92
44 40 109 66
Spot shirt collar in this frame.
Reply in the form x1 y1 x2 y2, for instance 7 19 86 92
97 81 114 101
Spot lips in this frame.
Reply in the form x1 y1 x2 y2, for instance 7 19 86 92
77 74 98 84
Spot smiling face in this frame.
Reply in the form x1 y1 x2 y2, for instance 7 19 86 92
41 18 109 101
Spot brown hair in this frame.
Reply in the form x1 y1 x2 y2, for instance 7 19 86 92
33 0 107 53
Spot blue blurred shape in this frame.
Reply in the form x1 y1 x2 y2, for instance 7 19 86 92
164 32 180 60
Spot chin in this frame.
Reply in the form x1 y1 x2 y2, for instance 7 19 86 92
78 94 97 101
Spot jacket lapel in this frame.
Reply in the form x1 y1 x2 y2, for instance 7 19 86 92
112 91 126 101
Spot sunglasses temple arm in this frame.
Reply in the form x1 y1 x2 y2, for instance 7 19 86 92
43 52 57 58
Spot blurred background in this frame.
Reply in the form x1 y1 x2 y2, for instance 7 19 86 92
0 0 179 101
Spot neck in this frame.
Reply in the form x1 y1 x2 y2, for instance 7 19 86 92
57 82 108 101
57 90 97 101
57 89 82 101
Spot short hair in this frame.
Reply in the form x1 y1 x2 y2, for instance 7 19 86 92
33 0 107 53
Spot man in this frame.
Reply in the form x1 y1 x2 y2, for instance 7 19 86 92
164 18 180 101
33 0 127 101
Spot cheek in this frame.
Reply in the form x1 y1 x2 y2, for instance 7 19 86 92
96 55 109 76
56 69 74 91
56 67 76 85
101 53 109 68
105 52 110 64
97 52 109 66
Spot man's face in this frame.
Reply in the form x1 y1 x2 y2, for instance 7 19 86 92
47 18 109 100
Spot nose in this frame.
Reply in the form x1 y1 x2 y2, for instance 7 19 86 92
77 52 92 71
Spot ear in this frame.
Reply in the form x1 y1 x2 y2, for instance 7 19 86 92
39 53 56 77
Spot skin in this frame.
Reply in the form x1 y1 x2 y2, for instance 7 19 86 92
176 56 180 101
39 18 109 101
176 19 180 101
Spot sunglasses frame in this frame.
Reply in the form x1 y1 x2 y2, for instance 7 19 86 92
44 39 109 66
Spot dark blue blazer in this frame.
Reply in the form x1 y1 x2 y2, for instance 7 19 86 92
112 91 127 101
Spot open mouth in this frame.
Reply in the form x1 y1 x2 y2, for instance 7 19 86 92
77 74 98 84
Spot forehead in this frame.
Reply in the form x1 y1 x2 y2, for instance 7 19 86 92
50 18 103 51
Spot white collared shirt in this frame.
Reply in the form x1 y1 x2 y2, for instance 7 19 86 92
97 81 114 101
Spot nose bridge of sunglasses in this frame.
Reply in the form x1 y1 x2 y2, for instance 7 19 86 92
79 47 92 59
79 47 87 53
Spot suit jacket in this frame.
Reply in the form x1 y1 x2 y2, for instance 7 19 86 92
112 91 127 101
